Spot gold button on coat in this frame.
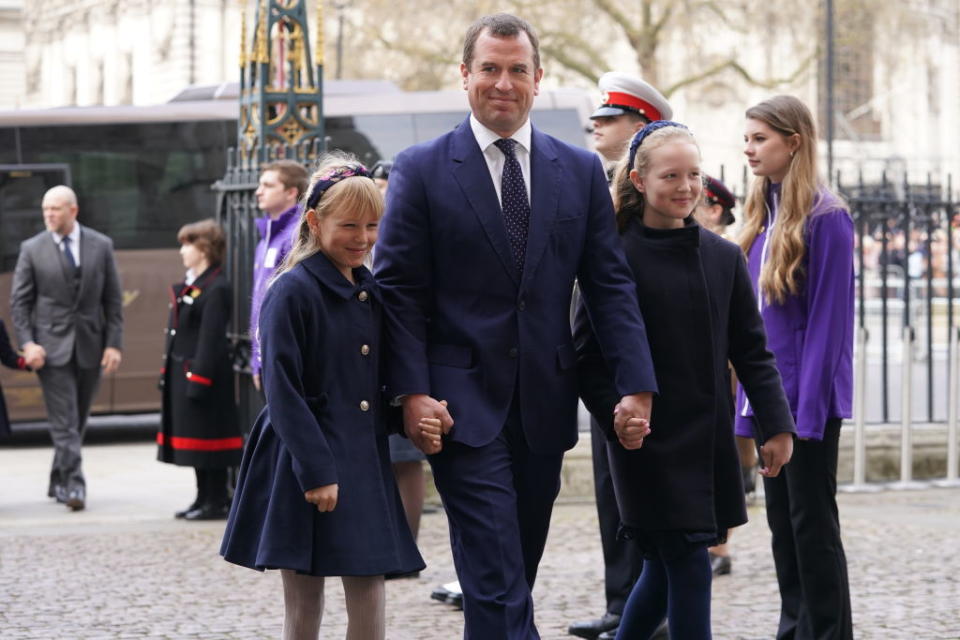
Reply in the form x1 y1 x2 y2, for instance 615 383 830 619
360 344 370 355
360 400 370 411
358 290 369 302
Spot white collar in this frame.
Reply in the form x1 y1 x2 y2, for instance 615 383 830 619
51 223 80 246
469 114 532 154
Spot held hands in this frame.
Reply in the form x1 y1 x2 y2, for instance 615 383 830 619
304 483 339 512
23 342 46 370
101 347 122 374
252 373 261 391
402 394 454 455
613 392 653 450
758 432 794 478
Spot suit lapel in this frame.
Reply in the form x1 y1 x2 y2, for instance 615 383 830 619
520 128 560 292
450 119 519 286
76 226 94 300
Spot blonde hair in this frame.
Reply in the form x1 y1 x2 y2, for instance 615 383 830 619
611 125 700 232
271 152 383 283
739 95 843 304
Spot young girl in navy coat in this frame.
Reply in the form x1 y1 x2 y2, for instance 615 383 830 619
576 121 796 639
738 95 855 640
220 154 425 640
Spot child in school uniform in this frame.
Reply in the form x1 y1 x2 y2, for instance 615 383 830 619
220 153 427 640
575 121 796 639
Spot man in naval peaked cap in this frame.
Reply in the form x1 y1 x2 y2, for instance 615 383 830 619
590 71 673 169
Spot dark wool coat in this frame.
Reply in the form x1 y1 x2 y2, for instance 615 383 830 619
575 218 795 535
0 320 28 438
220 252 424 577
157 266 241 468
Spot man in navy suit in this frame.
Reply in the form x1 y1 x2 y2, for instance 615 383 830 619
374 13 657 638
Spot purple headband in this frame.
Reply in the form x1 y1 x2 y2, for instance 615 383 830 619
305 164 373 208
626 120 689 171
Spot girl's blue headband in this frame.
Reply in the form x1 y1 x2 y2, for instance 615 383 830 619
626 120 689 170
306 164 373 209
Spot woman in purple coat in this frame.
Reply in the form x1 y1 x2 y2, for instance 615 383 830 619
737 95 855 640
220 154 424 640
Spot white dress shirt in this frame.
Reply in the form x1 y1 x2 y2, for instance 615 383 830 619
50 224 81 268
469 114 532 206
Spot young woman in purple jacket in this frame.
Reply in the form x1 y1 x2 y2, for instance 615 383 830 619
737 95 855 640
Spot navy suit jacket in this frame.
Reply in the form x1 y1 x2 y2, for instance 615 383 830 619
374 117 657 455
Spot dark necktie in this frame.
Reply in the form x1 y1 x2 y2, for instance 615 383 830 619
494 138 530 272
62 235 77 270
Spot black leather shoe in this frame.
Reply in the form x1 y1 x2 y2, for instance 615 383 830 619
183 503 229 521
709 552 732 576
65 489 85 511
568 612 620 639
175 500 201 519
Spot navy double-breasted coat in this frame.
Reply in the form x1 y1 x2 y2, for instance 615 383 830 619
0 319 28 438
220 252 423 577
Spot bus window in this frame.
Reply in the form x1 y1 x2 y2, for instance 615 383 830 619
0 165 69 271
16 121 234 251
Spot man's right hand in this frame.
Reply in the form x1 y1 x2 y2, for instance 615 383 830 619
23 342 46 370
402 394 454 454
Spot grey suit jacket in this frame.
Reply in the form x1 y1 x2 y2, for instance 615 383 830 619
10 225 123 369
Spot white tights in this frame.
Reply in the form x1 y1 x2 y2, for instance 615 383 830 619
280 569 386 640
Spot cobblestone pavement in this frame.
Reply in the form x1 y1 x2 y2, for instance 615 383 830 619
1 442 959 639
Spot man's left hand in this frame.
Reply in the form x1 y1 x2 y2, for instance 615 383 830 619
101 347 122 374
614 392 652 430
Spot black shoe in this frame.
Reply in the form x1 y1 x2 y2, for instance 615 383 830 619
597 629 616 640
446 591 463 610
175 500 201 519
568 612 620 639
65 489 85 512
431 580 462 606
183 503 229 521
709 552 732 576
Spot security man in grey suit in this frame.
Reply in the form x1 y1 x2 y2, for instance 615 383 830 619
10 185 123 511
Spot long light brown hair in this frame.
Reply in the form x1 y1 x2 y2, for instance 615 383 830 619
271 152 383 284
739 95 834 304
611 125 700 232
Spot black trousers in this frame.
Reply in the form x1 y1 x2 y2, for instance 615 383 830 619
591 417 643 615
763 418 852 640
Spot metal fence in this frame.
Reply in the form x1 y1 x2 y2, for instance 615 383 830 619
213 142 324 432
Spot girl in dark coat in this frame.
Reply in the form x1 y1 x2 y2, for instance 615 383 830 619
575 121 796 639
220 155 424 640
158 219 241 520
1 319 29 438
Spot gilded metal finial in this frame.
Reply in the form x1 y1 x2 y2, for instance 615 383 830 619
316 0 325 67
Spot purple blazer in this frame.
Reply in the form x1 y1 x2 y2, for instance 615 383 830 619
735 184 854 441
249 205 299 376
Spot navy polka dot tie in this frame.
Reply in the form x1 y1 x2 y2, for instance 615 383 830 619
494 138 530 272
